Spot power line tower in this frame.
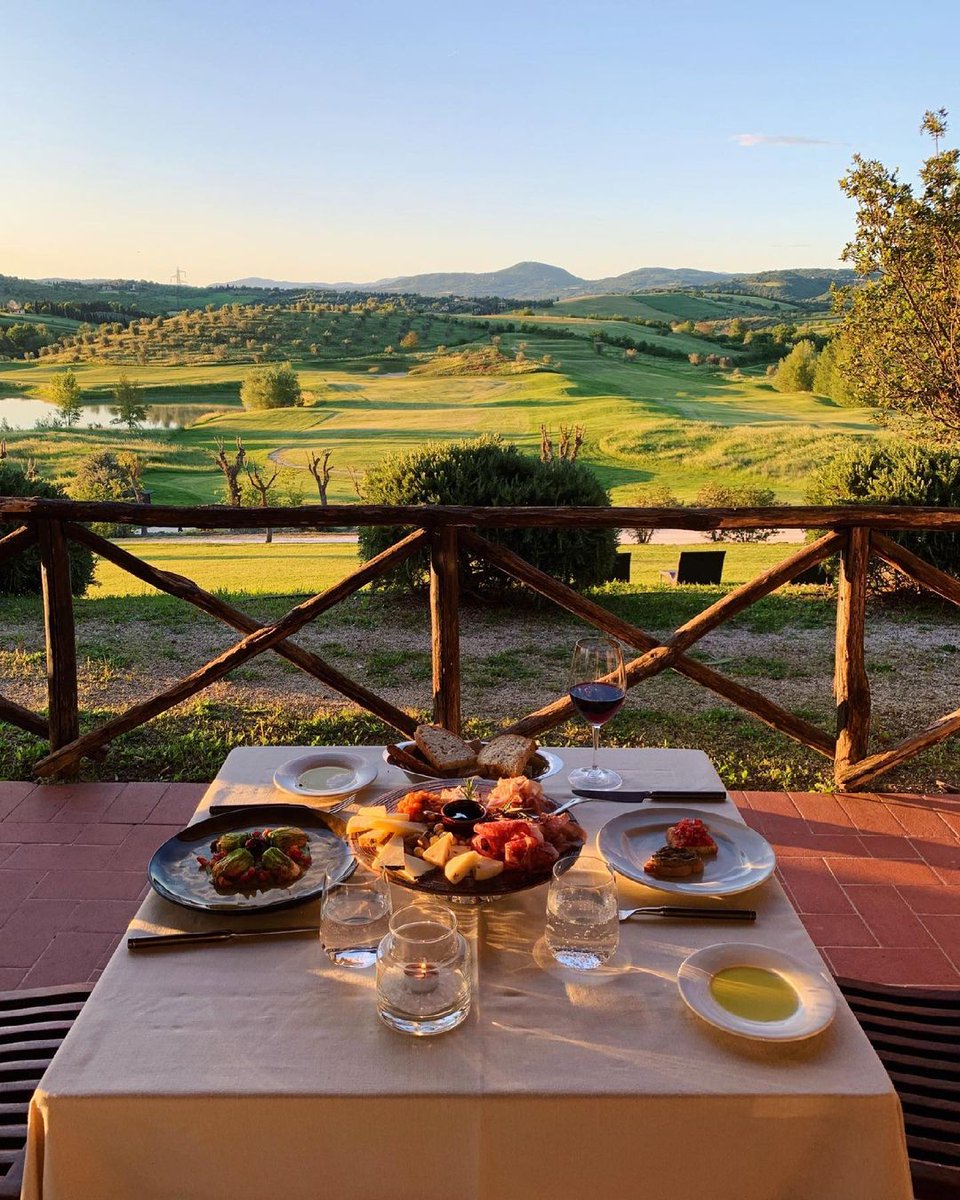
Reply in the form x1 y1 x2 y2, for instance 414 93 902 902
171 267 188 304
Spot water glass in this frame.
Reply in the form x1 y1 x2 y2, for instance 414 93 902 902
545 854 619 970
376 904 471 1036
320 872 392 967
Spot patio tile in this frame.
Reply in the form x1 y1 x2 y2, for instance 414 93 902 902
844 885 937 948
30 869 149 901
0 822 85 844
798 913 877 947
884 800 959 842
777 860 855 914
835 793 905 836
20 931 118 988
0 900 78 967
826 856 941 887
912 839 960 871
50 784 125 822
0 968 27 990
7 788 73 823
5 842 117 872
824 945 960 986
918 914 960 962
0 784 38 820
73 823 137 845
146 785 206 825
859 834 921 860
107 824 181 871
896 881 960 915
789 792 856 831
66 899 140 933
101 782 169 824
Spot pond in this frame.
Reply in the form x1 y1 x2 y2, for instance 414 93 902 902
0 397 183 431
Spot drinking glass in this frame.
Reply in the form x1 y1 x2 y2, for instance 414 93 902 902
376 904 471 1036
545 854 619 970
567 635 626 790
320 872 392 967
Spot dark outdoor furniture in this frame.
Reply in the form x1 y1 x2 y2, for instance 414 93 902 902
659 550 726 585
792 562 831 586
837 977 960 1199
609 552 631 582
0 983 92 1198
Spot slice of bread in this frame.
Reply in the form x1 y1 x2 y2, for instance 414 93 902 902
413 724 478 774
477 735 537 779
643 846 705 879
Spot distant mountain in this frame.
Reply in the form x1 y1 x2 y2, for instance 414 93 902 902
224 261 848 302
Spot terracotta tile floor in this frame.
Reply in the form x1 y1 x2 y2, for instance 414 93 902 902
0 783 958 989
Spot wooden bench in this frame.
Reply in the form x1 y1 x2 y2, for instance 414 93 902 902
837 977 960 1199
659 549 726 585
0 984 93 1198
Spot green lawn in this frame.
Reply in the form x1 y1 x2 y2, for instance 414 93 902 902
89 539 807 598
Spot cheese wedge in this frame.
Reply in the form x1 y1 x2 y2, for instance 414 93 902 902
368 817 427 838
402 853 437 881
374 834 405 871
444 851 480 884
472 855 504 882
345 807 388 836
422 832 456 868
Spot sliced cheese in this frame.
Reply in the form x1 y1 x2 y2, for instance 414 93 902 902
374 834 406 871
472 855 504 882
444 851 480 884
368 817 428 838
422 831 456 867
345 807 388 835
401 852 437 881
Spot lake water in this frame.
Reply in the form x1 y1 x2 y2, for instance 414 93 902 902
0 397 182 431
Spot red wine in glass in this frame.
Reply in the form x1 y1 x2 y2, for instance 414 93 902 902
568 637 626 790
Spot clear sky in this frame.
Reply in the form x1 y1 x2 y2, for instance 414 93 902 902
3 0 958 285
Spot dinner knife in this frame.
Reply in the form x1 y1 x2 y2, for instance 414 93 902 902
571 787 728 802
618 907 756 921
128 926 321 950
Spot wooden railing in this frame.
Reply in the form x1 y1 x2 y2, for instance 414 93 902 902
2 497 960 789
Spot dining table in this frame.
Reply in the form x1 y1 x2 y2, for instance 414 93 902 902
22 745 914 1200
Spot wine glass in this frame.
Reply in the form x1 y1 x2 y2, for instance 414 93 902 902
567 636 626 790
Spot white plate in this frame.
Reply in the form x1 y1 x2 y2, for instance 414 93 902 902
677 943 837 1041
597 807 775 896
383 743 563 783
273 752 378 808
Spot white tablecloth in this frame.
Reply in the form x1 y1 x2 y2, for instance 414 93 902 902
23 747 913 1200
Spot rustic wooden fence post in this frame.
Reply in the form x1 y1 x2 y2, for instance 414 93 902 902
36 520 79 765
430 526 461 734
834 526 871 786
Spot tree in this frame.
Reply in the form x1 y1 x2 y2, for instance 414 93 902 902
244 460 280 543
240 363 303 410
399 330 420 350
835 109 960 437
771 340 817 392
69 449 144 535
812 340 852 404
47 369 82 425
695 483 778 543
0 462 95 596
306 449 333 505
110 373 148 431
633 485 682 544
213 436 247 507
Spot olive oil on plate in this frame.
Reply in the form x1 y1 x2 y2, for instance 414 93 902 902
709 966 800 1022
298 766 356 791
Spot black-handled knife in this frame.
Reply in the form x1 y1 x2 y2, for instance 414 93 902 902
572 787 728 802
619 906 756 921
128 926 321 950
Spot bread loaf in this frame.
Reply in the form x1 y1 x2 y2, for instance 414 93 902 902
413 724 478 774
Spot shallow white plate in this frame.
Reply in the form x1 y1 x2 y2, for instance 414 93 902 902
677 942 837 1042
597 807 775 896
273 751 377 808
383 743 563 783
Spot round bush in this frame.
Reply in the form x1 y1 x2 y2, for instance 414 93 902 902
358 436 617 597
0 462 96 596
807 443 960 588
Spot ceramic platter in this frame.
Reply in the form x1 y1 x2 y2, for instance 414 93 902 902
597 807 776 897
148 804 354 914
677 942 837 1042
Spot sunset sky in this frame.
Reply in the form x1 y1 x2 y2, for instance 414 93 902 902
4 0 958 284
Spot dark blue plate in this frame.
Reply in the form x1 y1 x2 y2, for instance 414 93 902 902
148 804 355 914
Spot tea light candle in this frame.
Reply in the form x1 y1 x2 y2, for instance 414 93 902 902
404 961 439 995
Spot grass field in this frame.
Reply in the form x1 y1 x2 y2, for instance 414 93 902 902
88 539 799 597
0 326 879 505
553 291 804 322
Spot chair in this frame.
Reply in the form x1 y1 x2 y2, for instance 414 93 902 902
836 977 960 1199
0 983 93 1198
608 552 631 583
791 563 831 586
659 550 725 585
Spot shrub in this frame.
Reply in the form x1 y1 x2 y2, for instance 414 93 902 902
771 340 817 392
0 462 95 596
807 443 960 588
695 483 778 543
633 485 682 545
240 363 302 410
358 436 617 598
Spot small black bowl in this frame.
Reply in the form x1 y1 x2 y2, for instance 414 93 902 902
440 799 487 836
